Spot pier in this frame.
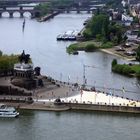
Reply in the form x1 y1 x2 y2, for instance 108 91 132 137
38 12 59 22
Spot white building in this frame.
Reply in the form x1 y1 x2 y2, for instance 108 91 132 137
122 14 133 26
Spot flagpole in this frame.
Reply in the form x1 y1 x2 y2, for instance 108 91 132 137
83 64 86 88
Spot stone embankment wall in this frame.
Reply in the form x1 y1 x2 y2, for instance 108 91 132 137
56 103 140 114
38 12 59 22
0 85 32 96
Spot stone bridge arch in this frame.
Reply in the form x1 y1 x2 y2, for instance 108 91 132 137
0 9 41 18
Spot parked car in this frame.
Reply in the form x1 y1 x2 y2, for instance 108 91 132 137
115 47 125 51
124 51 136 56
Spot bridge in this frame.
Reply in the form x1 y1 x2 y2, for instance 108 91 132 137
53 7 97 14
0 6 97 18
0 7 41 18
0 0 102 18
0 0 90 4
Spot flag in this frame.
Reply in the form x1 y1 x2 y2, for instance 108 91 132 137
68 75 70 83
122 86 125 93
68 75 70 80
109 91 112 96
80 90 83 97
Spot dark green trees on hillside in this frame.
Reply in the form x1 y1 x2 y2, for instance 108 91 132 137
83 14 125 44
0 52 19 75
136 45 140 63
83 14 109 40
34 3 50 16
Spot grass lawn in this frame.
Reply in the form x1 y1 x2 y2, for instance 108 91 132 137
131 64 140 73
67 40 101 54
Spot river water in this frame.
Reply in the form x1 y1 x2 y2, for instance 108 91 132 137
0 13 139 99
0 13 140 140
0 110 139 140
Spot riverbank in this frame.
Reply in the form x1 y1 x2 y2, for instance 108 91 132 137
67 40 137 61
100 48 136 61
0 76 140 114
3 89 140 114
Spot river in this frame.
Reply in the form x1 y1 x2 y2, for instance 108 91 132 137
0 110 139 140
0 12 140 140
0 13 139 99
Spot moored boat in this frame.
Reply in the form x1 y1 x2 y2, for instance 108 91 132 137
0 104 19 118
57 30 79 41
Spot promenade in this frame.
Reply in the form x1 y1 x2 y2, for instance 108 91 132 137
0 76 140 113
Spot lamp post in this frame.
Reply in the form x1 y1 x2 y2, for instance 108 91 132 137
60 73 62 82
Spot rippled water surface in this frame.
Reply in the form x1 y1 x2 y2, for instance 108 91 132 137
0 110 139 140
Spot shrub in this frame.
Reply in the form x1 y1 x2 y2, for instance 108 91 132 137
85 44 96 52
114 64 124 73
0 50 2 57
67 44 78 54
111 59 117 67
83 28 93 40
122 65 131 75
101 42 113 48
96 34 102 41
112 64 135 75
136 70 140 76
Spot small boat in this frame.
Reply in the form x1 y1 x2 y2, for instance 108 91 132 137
0 104 19 118
73 51 79 55
56 34 63 40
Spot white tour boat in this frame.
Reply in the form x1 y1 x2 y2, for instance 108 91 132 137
0 104 19 118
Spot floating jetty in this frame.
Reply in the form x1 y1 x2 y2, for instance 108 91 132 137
57 30 79 41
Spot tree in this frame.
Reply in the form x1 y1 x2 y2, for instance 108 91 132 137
109 23 124 44
0 50 2 57
136 45 140 63
34 3 50 16
88 14 109 39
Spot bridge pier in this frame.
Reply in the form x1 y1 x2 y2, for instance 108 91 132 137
3 7 6 10
9 12 13 18
20 6 23 10
66 9 70 13
20 12 24 18
77 9 80 14
87 10 90 14
31 12 35 18
34 12 41 18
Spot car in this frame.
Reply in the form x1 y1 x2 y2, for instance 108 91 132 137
124 51 136 56
115 47 125 51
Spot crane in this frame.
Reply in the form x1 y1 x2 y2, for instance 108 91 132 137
82 64 96 87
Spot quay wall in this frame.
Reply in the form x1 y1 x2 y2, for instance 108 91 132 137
2 101 140 114
38 12 59 22
55 103 140 114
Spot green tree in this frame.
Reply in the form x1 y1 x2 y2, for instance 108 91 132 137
85 44 96 52
112 59 117 68
136 45 140 63
109 23 124 44
86 14 109 39
0 50 2 56
35 3 50 16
